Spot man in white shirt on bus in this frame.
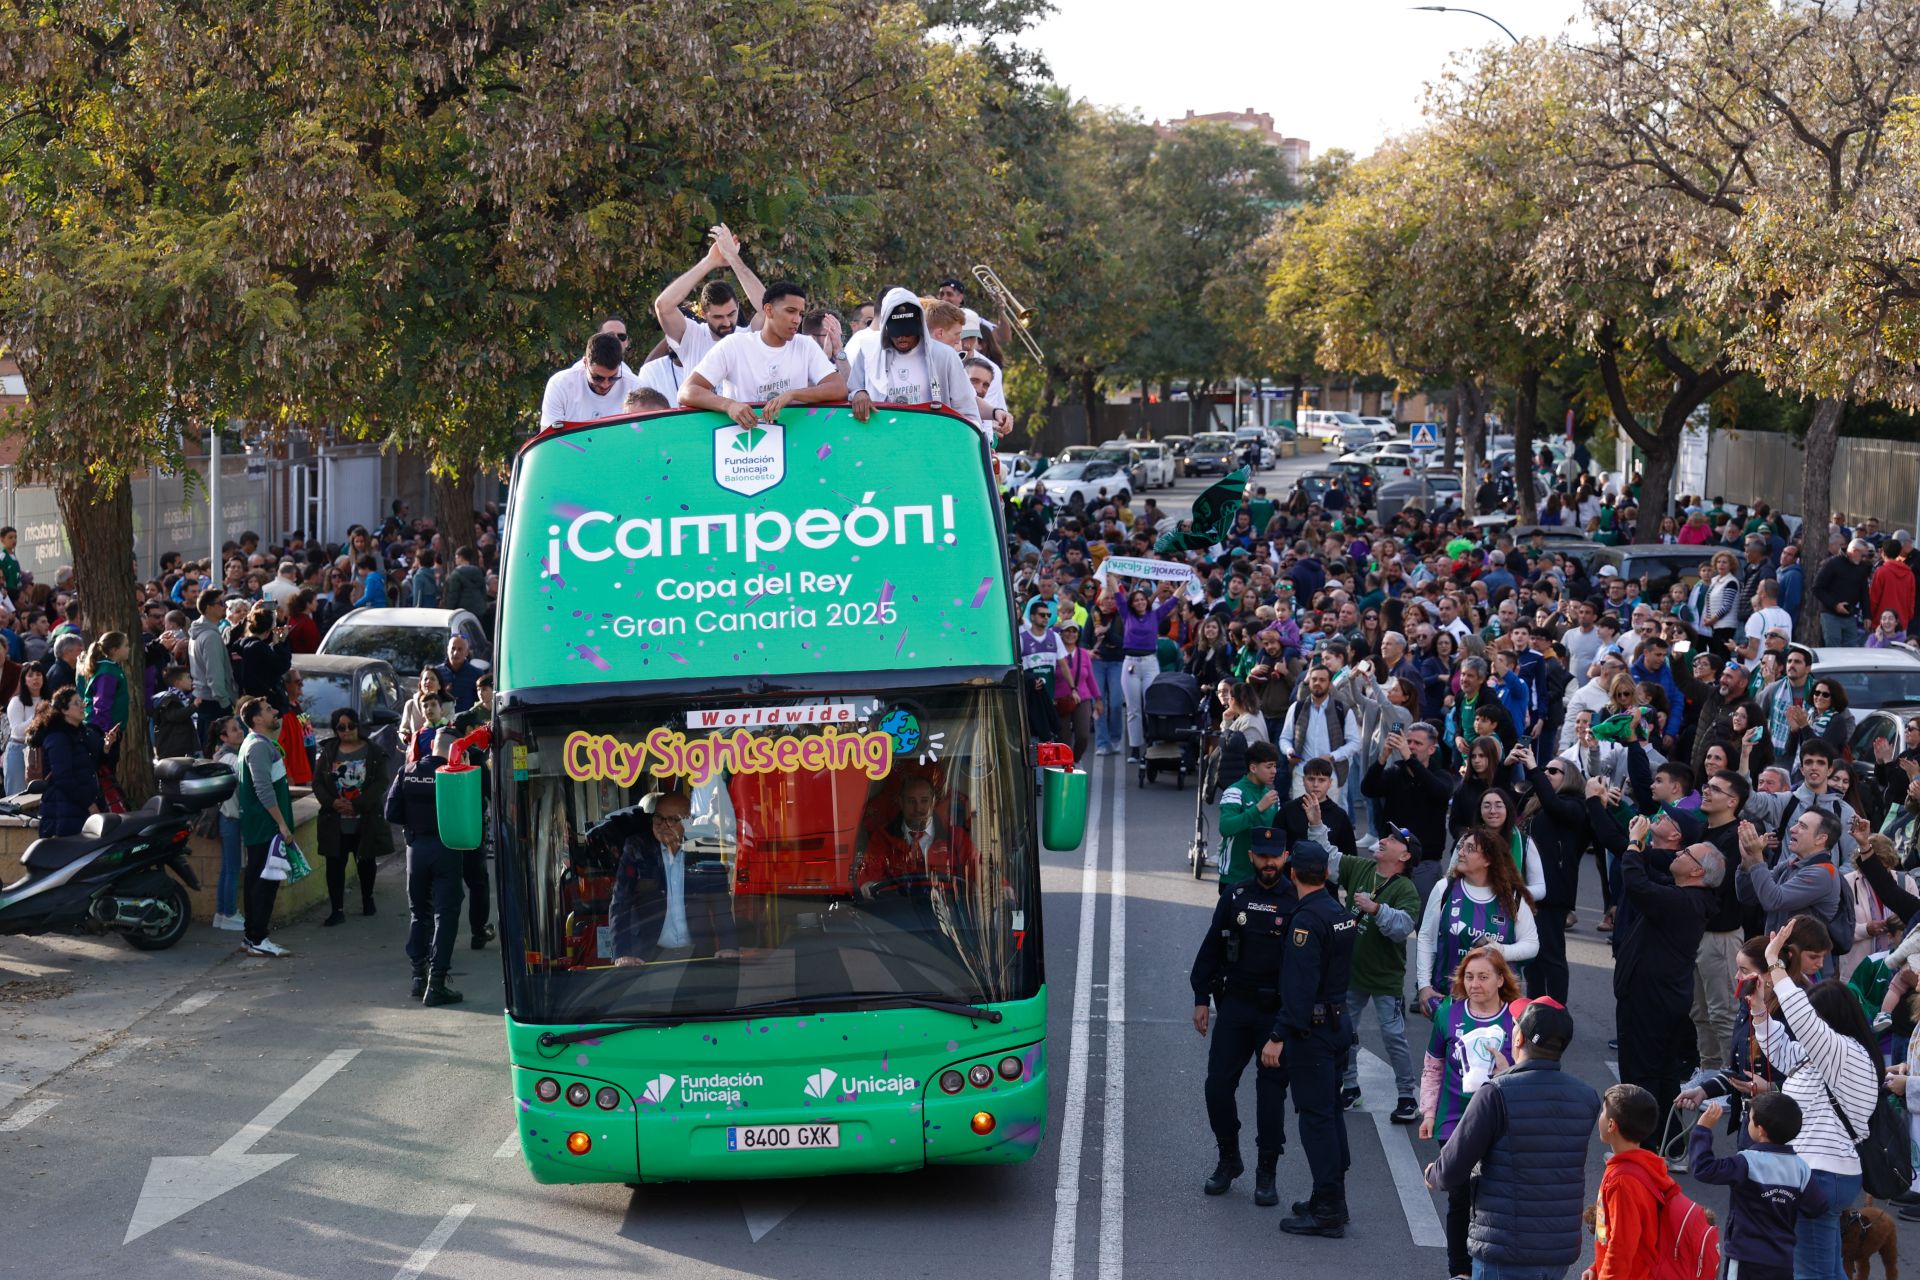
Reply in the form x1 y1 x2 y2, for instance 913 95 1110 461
680 281 846 426
960 310 1007 409
540 332 639 427
652 224 765 369
847 288 982 431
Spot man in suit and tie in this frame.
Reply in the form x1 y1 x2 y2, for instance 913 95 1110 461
609 789 738 965
854 774 977 898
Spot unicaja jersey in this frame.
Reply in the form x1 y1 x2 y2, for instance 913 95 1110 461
1427 999 1517 1142
1431 881 1514 997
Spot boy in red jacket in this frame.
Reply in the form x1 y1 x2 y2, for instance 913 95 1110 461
1584 1083 1670 1280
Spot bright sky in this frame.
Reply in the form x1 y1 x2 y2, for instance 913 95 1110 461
1024 0 1586 158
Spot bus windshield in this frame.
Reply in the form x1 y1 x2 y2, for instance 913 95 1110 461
500 683 1041 1026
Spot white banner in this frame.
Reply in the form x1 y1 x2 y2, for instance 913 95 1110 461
1096 555 1196 585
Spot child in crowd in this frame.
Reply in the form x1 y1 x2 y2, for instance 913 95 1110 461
1585 1084 1671 1280
1687 1093 1826 1280
148 665 199 759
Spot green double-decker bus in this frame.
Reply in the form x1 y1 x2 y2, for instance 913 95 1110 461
468 403 1080 1183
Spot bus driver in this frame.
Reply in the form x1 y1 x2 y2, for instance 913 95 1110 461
853 774 977 899
609 791 739 966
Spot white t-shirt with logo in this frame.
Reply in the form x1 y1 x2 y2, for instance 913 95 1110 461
869 347 930 404
540 357 640 427
666 321 723 367
690 331 834 404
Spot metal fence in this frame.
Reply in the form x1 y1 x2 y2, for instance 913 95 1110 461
1704 431 1920 532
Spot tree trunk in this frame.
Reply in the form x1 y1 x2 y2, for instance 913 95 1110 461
1513 365 1541 525
1460 380 1487 515
1079 371 1100 445
1796 396 1849 645
1288 373 1304 429
431 464 477 554
1443 387 1461 471
1634 436 1677 546
56 475 153 807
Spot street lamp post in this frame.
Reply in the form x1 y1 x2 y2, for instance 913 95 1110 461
1411 5 1520 44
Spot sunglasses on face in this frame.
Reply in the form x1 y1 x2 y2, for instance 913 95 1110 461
1812 688 1833 699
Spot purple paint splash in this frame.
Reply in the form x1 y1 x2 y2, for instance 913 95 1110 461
894 628 909 657
970 577 995 608
572 645 611 672
878 581 895 608
665 652 689 665
816 443 833 460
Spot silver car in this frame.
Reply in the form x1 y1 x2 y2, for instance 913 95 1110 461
318 606 491 694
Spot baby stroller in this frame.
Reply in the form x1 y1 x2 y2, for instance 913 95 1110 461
1139 671 1206 790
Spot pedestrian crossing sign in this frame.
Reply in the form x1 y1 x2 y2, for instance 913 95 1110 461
1409 422 1439 450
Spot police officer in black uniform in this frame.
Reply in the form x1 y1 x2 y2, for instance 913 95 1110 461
1270 838 1359 1237
1190 826 1297 1206
384 726 465 1007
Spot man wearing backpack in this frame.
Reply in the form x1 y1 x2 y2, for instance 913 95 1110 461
1735 806 1846 951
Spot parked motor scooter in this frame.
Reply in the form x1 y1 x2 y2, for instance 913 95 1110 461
0 757 234 951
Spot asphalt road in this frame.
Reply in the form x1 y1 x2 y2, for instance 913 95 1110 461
3 464 1915 1279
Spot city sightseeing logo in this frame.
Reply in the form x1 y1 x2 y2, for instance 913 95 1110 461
640 1074 676 1105
714 420 785 497
801 1066 919 1100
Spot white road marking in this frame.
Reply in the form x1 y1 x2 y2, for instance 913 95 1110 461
1355 1048 1446 1248
169 991 219 1017
1607 1060 1620 1081
124 1047 361 1243
0 1098 59 1131
1097 776 1126 1280
392 1203 474 1279
493 1131 521 1158
1048 766 1104 1280
89 1036 153 1072
740 1189 806 1243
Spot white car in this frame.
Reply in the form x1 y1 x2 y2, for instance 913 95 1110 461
1017 459 1133 508
318 607 491 695
994 452 1042 491
1359 416 1399 440
1231 427 1276 468
1116 441 1174 488
1338 449 1421 481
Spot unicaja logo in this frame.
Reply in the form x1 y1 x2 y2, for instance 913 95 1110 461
803 1068 839 1099
641 1073 676 1104
714 421 785 496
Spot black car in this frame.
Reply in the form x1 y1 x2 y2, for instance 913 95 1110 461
1325 459 1377 506
1186 433 1238 476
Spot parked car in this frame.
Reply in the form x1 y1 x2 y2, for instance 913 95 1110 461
994 452 1043 491
1340 449 1419 483
1232 426 1276 468
1586 544 1725 598
1359 415 1398 440
1186 433 1239 476
1325 459 1378 507
1293 471 1342 506
1017 460 1132 509
1808 648 1920 713
1850 702 1920 763
1161 434 1195 458
1299 409 1368 443
1092 446 1151 493
1334 424 1376 455
318 606 491 694
1108 439 1174 488
1054 444 1101 467
293 654 406 760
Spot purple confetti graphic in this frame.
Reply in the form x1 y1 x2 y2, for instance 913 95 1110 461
550 501 590 521
970 577 995 608
894 628 909 657
878 580 894 608
538 558 566 589
666 652 689 665
817 443 832 459
560 439 587 453
572 645 611 671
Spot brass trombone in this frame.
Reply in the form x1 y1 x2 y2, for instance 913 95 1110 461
970 264 1043 364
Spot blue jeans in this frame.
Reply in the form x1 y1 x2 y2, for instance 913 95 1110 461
217 812 243 918
3 740 23 796
1342 990 1416 1097
1796 1168 1861 1279
1470 1263 1567 1280
1820 612 1861 648
1091 659 1124 751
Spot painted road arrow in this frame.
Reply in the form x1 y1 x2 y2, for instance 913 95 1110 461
125 1047 360 1243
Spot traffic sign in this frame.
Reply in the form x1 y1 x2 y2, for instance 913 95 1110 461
1409 422 1439 450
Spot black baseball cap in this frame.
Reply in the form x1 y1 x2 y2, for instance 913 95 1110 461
937 276 967 294
1512 997 1575 1054
1379 824 1423 860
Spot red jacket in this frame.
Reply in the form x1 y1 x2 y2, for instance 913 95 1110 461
1591 1147 1671 1280
1870 557 1916 630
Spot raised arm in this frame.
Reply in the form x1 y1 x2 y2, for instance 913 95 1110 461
653 238 727 346
711 224 766 315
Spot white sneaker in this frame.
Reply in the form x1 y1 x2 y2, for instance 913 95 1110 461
212 914 244 931
246 938 291 957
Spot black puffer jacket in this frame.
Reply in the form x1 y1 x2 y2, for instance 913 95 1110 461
1522 764 1589 912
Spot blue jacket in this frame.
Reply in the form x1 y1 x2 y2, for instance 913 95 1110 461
1687 1129 1826 1271
35 720 105 837
1777 563 1804 620
1428 1058 1601 1267
1630 655 1683 738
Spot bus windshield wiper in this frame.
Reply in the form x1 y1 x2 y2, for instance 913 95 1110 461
535 992 1002 1047
724 992 1005 1023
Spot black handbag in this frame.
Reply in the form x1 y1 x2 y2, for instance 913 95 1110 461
1824 1081 1915 1200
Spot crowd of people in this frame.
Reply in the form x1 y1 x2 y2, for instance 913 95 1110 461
1004 455 1920 1277
0 508 501 975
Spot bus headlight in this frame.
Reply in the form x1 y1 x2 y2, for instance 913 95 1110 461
595 1087 621 1110
565 1082 591 1107
940 1070 966 1094
967 1064 994 1088
535 1077 561 1102
998 1056 1023 1081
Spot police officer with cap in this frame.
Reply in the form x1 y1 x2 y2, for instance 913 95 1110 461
384 726 465 1007
1269 838 1359 1237
1190 824 1297 1205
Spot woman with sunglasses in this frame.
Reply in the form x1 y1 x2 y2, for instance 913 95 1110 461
311 708 394 924
1785 679 1855 773
1517 747 1590 1002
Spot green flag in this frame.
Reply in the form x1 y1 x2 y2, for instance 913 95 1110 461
1154 467 1248 555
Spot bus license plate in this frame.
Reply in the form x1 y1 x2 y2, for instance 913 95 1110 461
727 1123 840 1152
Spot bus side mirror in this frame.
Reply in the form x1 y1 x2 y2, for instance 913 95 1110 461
436 764 484 850
1040 765 1087 852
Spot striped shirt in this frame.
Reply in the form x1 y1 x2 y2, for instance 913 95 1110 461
1754 979 1879 1175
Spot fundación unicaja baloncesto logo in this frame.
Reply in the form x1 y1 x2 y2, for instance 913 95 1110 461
641 1073 676 1104
803 1068 838 1100
714 419 785 496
